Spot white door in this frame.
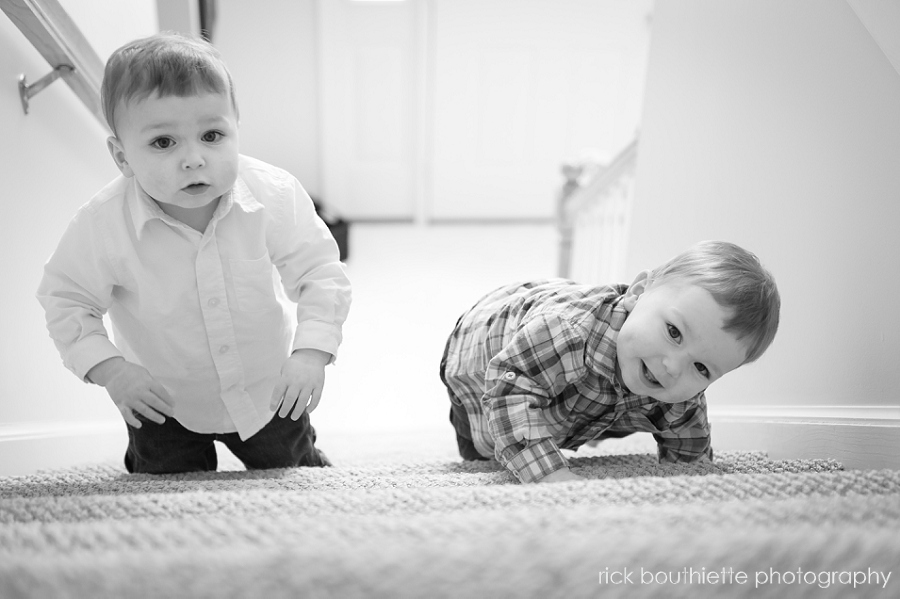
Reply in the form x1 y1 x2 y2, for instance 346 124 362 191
317 0 420 220
318 0 652 222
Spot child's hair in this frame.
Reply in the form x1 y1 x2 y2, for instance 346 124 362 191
101 31 239 136
647 240 780 364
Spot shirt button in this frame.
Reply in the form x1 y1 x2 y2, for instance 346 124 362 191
208 298 219 307
219 345 229 354
504 372 516 380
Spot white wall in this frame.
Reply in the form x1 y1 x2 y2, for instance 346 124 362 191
629 0 900 408
60 0 159 61
0 2 157 435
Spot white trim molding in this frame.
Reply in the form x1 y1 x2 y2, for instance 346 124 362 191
0 420 120 441
709 405 900 470
2 408 898 475
0 420 124 476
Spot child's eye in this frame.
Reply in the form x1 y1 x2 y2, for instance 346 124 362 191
666 324 682 342
151 137 174 149
695 363 710 379
202 131 223 143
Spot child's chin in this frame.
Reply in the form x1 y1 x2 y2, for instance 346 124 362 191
178 196 219 208
651 393 691 404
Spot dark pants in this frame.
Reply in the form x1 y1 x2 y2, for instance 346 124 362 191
440 332 489 462
448 402 489 461
125 411 329 474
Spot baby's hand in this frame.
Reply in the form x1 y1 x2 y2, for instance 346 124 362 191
270 348 331 420
538 468 584 483
88 357 175 428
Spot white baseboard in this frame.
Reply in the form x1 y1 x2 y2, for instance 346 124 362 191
0 421 125 476
709 405 900 469
2 408 899 475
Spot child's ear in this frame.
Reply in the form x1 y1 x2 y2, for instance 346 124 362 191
107 136 134 177
622 270 651 312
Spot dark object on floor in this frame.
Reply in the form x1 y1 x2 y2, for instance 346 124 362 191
312 199 349 261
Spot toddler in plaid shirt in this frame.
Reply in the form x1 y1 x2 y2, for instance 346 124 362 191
440 241 780 483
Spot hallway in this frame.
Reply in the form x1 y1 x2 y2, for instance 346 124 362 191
313 221 559 446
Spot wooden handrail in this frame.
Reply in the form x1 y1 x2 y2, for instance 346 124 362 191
1 0 106 127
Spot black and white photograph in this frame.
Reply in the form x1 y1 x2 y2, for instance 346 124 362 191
1 1 898 597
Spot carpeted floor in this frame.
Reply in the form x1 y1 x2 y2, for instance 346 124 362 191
1 432 898 599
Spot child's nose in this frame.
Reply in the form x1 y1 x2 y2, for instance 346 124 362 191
181 146 205 170
662 352 686 378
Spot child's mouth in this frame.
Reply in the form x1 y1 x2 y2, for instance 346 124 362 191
642 361 661 387
183 183 209 196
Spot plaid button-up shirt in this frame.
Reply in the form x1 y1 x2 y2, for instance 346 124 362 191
441 279 712 483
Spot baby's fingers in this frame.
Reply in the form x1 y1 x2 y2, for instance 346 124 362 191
270 379 288 411
306 384 324 414
134 399 168 425
148 381 175 413
146 390 175 418
278 382 301 418
119 405 143 429
290 385 313 420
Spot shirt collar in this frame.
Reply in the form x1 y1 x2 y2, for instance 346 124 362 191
129 175 264 239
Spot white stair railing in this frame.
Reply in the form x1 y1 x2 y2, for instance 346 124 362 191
557 139 638 285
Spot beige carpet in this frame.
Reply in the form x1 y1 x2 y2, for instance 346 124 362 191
1 431 898 599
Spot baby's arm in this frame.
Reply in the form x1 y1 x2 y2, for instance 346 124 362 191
653 394 713 463
37 206 174 429
483 315 589 483
266 174 352 414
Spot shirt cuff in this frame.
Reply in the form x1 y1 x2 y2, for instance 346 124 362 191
292 321 342 363
656 438 713 463
66 335 123 382
504 438 569 483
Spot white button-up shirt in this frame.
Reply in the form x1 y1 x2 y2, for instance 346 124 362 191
37 155 351 440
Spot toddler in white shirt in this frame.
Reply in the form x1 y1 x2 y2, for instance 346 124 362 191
37 32 351 474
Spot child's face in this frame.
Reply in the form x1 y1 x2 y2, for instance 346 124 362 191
107 90 239 210
616 274 747 404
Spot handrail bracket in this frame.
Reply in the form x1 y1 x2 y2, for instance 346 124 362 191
18 64 74 114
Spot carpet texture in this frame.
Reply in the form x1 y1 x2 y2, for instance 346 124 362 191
1 433 898 599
